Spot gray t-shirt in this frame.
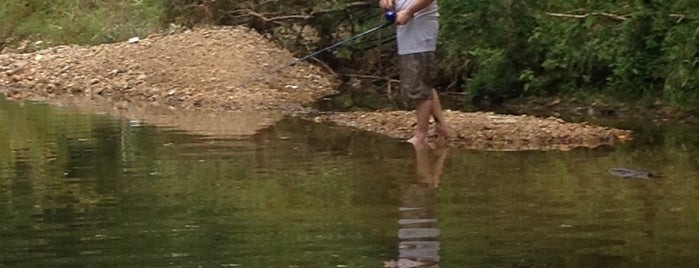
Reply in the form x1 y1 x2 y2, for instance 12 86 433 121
395 0 439 55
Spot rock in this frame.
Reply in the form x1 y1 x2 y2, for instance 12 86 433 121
608 168 657 179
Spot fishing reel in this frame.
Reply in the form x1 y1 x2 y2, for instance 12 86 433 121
385 10 396 24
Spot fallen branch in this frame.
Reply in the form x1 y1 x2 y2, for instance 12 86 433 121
309 57 338 77
343 73 397 82
342 74 400 95
546 12 629 21
236 1 373 23
669 13 688 21
547 11 691 22
243 10 310 23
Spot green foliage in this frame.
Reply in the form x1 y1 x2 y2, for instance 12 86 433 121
438 0 542 100
438 0 699 106
1 0 162 48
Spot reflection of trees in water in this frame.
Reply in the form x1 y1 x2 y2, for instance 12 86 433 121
394 145 447 267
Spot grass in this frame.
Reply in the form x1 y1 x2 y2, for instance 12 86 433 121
1 0 163 51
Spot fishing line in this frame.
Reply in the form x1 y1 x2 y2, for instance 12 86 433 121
235 10 396 89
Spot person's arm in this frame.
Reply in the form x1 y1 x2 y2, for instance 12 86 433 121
396 0 435 25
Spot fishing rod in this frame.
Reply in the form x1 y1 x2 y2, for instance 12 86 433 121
236 10 396 88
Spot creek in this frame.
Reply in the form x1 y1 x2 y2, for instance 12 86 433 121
1 96 698 267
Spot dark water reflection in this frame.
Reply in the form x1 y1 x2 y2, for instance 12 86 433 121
1 97 698 267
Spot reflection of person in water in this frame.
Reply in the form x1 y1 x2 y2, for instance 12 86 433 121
387 143 447 268
413 141 447 188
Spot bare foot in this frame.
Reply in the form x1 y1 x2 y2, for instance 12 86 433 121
407 133 428 148
435 123 450 138
435 122 449 137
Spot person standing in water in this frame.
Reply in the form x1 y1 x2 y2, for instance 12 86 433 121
379 0 449 146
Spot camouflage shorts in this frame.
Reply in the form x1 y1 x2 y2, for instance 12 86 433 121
399 51 435 101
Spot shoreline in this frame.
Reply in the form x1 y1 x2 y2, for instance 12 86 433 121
1 26 632 151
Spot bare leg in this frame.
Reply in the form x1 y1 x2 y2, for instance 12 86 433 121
431 89 449 138
431 145 448 184
408 99 432 146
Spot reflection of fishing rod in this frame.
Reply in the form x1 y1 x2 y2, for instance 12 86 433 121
236 10 396 88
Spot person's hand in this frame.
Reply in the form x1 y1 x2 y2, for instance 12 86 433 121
379 0 393 11
395 9 413 25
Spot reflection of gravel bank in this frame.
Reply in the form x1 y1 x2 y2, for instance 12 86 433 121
1 26 632 151
42 96 285 137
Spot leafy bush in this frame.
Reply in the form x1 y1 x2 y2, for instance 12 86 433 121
439 0 699 106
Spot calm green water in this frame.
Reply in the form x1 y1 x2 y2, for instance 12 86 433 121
1 97 698 268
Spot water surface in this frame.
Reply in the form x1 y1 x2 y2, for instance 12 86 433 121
1 97 698 267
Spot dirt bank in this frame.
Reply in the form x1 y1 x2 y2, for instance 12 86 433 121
0 26 632 151
0 26 337 111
